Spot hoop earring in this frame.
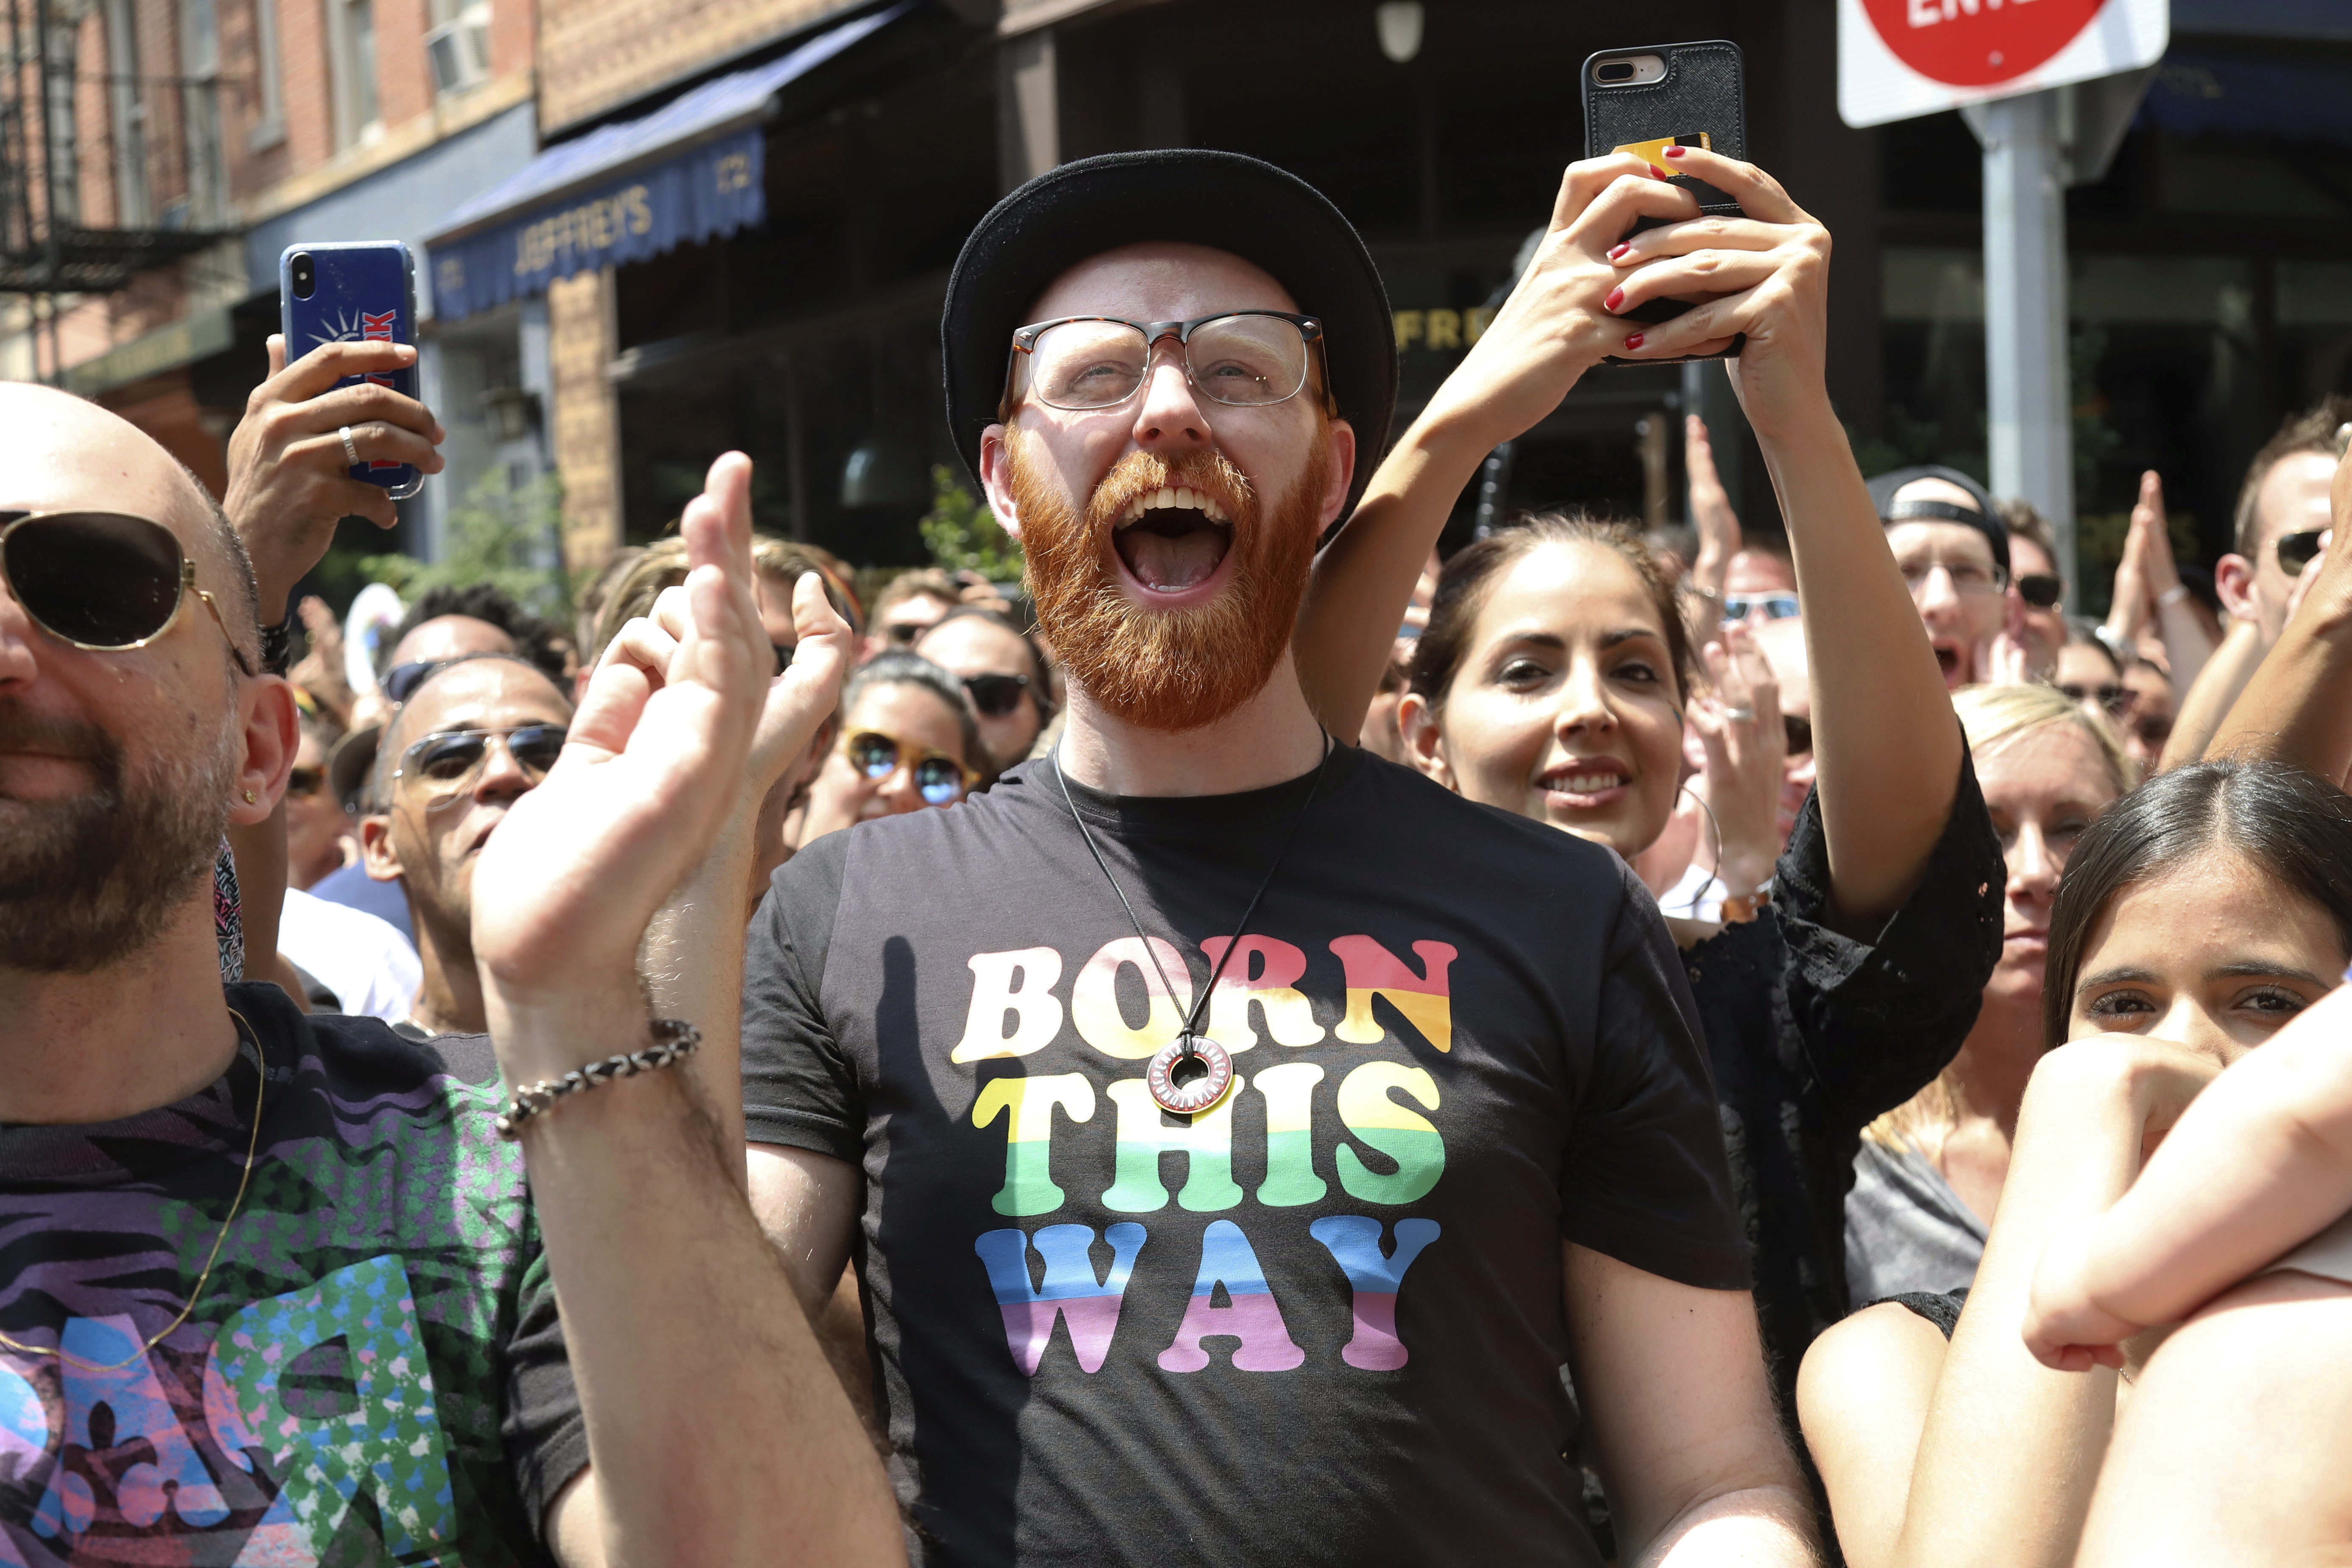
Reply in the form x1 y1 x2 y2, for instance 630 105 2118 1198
1674 781 1724 916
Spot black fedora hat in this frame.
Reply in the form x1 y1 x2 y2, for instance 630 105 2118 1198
941 148 1397 522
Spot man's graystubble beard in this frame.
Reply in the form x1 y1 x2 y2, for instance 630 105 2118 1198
0 700 239 974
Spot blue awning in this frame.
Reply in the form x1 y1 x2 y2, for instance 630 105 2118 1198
2143 51 2352 148
424 1 911 321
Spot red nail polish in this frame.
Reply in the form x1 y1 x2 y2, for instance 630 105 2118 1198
1663 144 1688 159
1607 242 1631 261
1624 333 1645 352
1604 287 1626 312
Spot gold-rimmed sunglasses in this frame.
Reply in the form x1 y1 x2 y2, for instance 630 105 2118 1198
0 510 255 676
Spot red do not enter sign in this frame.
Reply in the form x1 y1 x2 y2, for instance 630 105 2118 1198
1859 0 2106 87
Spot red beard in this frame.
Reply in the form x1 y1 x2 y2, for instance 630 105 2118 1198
1011 425 1328 734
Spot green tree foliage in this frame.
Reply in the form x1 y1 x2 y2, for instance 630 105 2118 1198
918 465 1024 580
358 468 572 618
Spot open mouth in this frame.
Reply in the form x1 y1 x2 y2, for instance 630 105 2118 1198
1111 485 1233 594
1931 640 1963 686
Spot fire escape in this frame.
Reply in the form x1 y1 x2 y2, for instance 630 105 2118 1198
0 0 235 369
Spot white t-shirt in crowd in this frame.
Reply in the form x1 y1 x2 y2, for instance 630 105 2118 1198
276 886 422 1022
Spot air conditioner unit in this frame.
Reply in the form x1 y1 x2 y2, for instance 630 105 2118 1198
425 4 491 95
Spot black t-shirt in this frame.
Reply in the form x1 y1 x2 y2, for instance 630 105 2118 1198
0 982 584 1565
1683 753 2003 1412
742 747 1746 1567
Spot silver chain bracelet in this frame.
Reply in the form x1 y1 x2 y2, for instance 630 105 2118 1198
494 1019 702 1140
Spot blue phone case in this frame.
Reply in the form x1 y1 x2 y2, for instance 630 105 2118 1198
279 241 423 499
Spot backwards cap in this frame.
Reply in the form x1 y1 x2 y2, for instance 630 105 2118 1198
941 148 1398 522
1867 463 2010 573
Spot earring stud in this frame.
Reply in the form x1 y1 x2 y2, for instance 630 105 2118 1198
243 789 258 804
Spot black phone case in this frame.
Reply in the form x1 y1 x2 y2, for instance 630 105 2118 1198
1581 39 1747 364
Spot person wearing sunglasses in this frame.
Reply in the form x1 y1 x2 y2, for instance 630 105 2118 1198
1 387 889 1567
916 605 1056 772
2216 398 2349 650
794 650 982 848
2055 627 2131 725
1996 498 2069 681
358 652 574 1038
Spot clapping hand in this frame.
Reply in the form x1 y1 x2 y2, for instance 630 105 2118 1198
470 454 842 1045
1687 622 1786 901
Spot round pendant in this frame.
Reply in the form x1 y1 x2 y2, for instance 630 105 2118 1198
1146 1032 1234 1115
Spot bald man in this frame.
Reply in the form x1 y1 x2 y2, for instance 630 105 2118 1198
0 385 898 1562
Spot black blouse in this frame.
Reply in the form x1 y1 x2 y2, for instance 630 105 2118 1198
1681 751 2004 1413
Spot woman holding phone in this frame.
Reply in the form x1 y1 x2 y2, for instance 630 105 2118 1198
1290 143 2004 1411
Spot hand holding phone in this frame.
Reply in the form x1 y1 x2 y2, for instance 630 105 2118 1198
1582 40 1748 364
1601 144 1834 442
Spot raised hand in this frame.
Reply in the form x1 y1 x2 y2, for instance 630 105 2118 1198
224 333 447 616
1687 622 1786 901
1686 413 1742 602
593 496 853 806
469 452 772 1039
1417 154 1702 451
1603 148 1832 442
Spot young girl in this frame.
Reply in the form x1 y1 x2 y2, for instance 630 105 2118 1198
1795 759 2352 1568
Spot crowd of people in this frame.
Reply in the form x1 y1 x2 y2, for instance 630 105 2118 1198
5 137 2351 1567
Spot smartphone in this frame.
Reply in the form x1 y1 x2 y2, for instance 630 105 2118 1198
278 241 424 498
1581 39 1747 365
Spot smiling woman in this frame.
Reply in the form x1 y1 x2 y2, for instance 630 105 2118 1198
1392 509 2008 1420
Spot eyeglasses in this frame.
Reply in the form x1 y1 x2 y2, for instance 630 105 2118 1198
392 723 568 809
2278 529 2329 574
1010 312 1326 413
962 671 1033 718
0 510 255 677
1897 557 2010 597
1723 592 1799 623
2058 680 2130 717
285 764 327 798
840 729 977 806
2014 573 2063 609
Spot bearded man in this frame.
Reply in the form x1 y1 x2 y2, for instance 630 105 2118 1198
1 382 898 1563
741 150 1816 1565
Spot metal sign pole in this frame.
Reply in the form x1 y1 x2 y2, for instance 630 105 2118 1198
1975 89 2076 612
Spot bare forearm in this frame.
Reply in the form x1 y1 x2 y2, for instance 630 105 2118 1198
501 1007 902 1566
2152 599 2216 692
2162 620 2265 770
1296 409 1492 739
1759 404 1960 926
2082 1028 2352 1327
638 804 759 1159
2205 599 2352 787
1894 1064 2143 1568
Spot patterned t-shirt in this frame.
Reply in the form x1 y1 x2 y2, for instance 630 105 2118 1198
0 982 585 1565
741 748 1747 1567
